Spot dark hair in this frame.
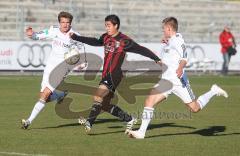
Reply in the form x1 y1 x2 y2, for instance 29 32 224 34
162 17 178 32
105 14 120 29
58 11 73 23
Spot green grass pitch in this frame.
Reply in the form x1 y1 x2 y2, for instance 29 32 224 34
0 75 239 156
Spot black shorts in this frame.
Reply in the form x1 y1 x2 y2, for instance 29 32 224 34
99 73 122 93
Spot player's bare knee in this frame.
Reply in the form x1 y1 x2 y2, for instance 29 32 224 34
40 87 52 102
187 102 200 113
145 99 156 108
188 104 200 113
38 93 47 104
190 107 200 113
145 97 151 105
39 95 48 103
93 95 103 103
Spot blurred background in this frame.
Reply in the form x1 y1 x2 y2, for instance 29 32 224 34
0 0 240 74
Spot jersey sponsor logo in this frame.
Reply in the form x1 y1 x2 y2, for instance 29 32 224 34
17 43 52 68
104 38 125 54
164 47 170 53
104 41 116 54
53 40 71 49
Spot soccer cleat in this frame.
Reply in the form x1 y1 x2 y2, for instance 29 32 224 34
78 116 87 125
211 84 228 98
78 117 92 133
128 130 145 139
57 90 68 103
83 121 92 133
125 117 138 134
21 119 30 129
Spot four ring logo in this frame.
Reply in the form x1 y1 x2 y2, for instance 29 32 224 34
17 43 52 68
185 45 205 68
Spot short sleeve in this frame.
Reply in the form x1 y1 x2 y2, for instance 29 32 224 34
173 39 187 62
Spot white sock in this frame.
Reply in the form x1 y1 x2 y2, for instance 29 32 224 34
27 100 45 124
197 89 216 109
48 91 65 102
138 107 154 135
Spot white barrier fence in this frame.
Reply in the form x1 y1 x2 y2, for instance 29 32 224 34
0 41 240 71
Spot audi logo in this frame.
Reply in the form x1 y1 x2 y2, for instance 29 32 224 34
185 45 205 68
17 43 52 68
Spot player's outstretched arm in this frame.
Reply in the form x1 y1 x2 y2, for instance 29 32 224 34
125 40 161 63
25 26 51 40
70 33 103 46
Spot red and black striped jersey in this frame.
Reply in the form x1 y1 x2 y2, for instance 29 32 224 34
71 32 160 77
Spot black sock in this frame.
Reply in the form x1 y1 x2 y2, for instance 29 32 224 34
107 105 132 122
87 101 102 126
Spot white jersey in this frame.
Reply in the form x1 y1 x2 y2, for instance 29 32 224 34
32 25 83 92
160 33 187 85
33 25 82 58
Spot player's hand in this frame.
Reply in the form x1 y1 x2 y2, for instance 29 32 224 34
26 27 33 38
156 60 162 65
69 32 74 38
176 67 183 78
76 62 88 70
161 37 168 44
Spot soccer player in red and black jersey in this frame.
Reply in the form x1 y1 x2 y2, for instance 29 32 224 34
70 14 161 133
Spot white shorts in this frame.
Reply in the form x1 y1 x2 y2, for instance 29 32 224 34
154 79 195 104
41 56 71 92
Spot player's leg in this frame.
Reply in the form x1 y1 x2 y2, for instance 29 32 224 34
172 81 228 113
80 84 110 132
80 73 116 131
79 91 137 132
46 90 68 103
21 64 53 130
100 93 137 132
109 103 138 133
100 73 137 131
103 103 134 122
21 87 52 129
90 84 110 121
81 72 134 133
22 86 68 129
176 73 228 112
186 84 228 112
128 79 172 139
21 60 69 129
128 88 166 139
46 59 71 103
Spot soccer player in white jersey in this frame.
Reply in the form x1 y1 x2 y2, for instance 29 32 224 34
21 11 86 129
127 17 228 139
